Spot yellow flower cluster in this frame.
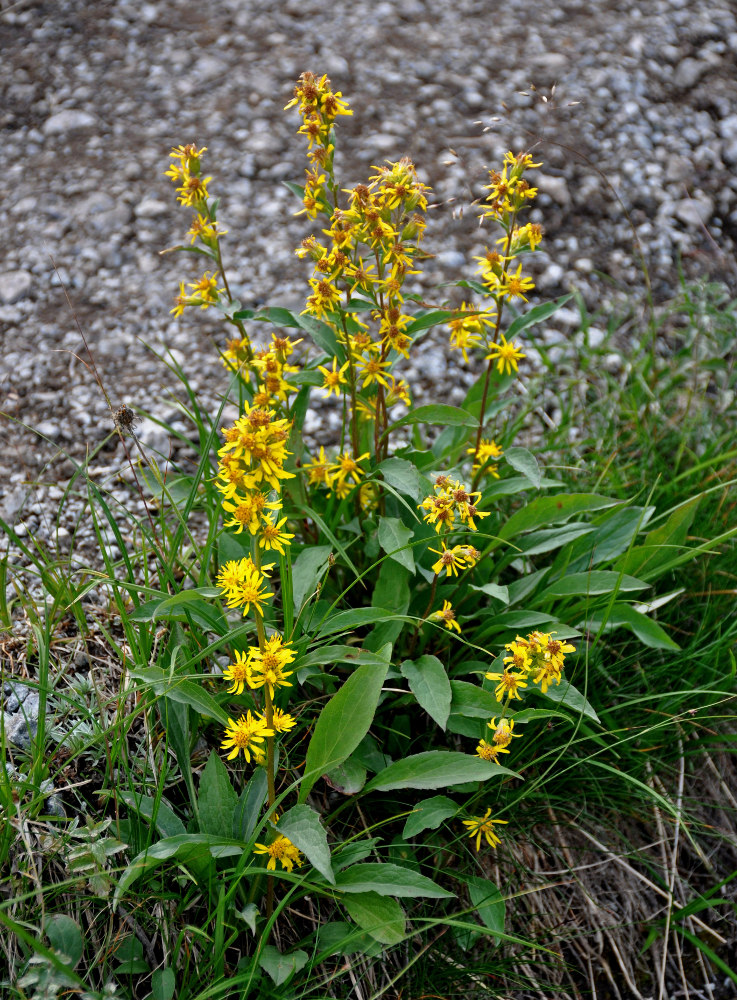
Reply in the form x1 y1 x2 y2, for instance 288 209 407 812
474 631 576 765
166 144 229 319
419 476 490 534
302 447 371 502
468 438 503 478
447 152 544 438
222 332 303 411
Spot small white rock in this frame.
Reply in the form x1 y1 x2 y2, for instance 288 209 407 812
43 109 97 135
0 270 32 304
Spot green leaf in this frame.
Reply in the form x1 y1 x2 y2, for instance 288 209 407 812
471 582 510 604
562 505 654 572
238 903 259 934
300 659 389 803
404 309 458 335
151 968 176 1000
130 666 228 725
255 306 341 358
317 607 399 638
44 914 83 968
466 875 506 937
114 835 241 907
276 804 335 884
504 447 541 489
118 792 186 839
335 863 454 899
483 475 560 499
377 457 429 502
518 523 595 557
499 494 623 541
537 679 600 723
233 768 268 841
325 756 368 795
291 544 332 618
402 796 458 838
389 404 477 433
400 655 452 729
365 751 516 792
378 516 415 573
258 945 309 987
588 602 680 650
450 680 504 719
198 751 238 838
342 892 406 945
542 571 650 597
505 293 573 340
617 496 699 580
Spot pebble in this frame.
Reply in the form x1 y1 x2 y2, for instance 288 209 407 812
673 195 714 226
42 109 97 134
0 270 32 304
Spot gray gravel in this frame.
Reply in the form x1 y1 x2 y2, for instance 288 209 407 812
2 0 737 581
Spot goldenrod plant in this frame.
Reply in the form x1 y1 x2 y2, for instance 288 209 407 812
3 72 737 1000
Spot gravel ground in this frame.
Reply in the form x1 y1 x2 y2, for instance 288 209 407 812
1 0 736 566
2 0 737 496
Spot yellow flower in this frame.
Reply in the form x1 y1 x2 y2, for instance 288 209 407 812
428 542 471 578
462 808 508 851
318 357 350 399
430 600 461 634
485 334 525 376
248 635 296 699
484 668 528 703
500 262 535 302
222 650 251 696
356 356 393 390
304 446 332 487
475 739 502 763
487 716 522 751
258 514 294 554
262 707 297 733
221 711 273 762
253 834 303 872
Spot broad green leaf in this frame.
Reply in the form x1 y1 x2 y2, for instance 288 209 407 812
277 804 334 884
450 680 504 719
333 839 382 872
316 607 398 638
316 921 382 958
471 582 510 604
404 309 458 335
233 768 268 841
238 903 259 933
588 602 680 650
325 756 368 795
377 457 429 502
198 751 237 838
541 571 650 597
483 475 560 499
499 494 622 541
562 505 654 573
504 447 541 489
343 892 406 945
255 306 341 358
518 523 595 557
114 835 242 907
258 946 308 987
291 545 332 618
402 796 458 838
366 562 411 651
617 496 699 580
365 751 516 792
466 875 506 937
118 792 185 839
389 404 477 433
335 863 454 899
300 660 389 803
536 679 600 723
130 666 228 725
378 516 415 573
481 611 556 631
152 588 221 619
400 656 452 729
44 914 83 968
505 293 573 340
151 968 176 1000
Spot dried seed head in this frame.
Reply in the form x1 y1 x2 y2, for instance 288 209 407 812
113 404 136 434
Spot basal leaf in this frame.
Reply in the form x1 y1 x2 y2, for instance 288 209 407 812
335 863 454 899
342 892 406 945
299 659 389 802
402 796 458 839
365 751 516 792
276 804 334 884
400 656 452 729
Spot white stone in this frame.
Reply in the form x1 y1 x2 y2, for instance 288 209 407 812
43 109 97 135
0 270 32 304
673 195 714 226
